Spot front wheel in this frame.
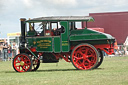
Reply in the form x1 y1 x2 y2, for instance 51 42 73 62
71 43 99 70
12 53 32 72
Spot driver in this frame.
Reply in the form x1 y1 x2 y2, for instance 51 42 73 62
55 26 65 36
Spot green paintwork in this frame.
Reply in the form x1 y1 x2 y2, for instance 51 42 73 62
54 37 61 53
27 31 36 36
26 37 35 47
70 29 114 44
36 37 53 52
26 37 53 52
60 21 70 52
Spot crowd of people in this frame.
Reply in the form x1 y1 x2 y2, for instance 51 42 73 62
0 42 18 61
114 41 128 56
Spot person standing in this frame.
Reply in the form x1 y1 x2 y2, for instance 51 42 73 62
12 43 17 58
7 45 12 61
123 43 127 56
114 40 121 56
2 42 8 61
0 43 2 58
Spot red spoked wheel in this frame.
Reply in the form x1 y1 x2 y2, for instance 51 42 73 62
13 53 32 72
31 56 40 71
71 43 99 70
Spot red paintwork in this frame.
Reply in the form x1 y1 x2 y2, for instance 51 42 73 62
13 54 31 72
70 46 75 50
38 52 43 60
71 44 97 70
52 53 71 62
45 30 54 36
94 44 114 55
77 28 104 33
88 28 104 33
30 48 36 52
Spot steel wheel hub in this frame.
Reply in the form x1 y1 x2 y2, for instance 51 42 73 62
83 54 88 59
20 61 25 66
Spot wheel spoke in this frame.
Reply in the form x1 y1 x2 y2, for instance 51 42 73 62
75 51 83 57
86 59 91 63
16 58 21 63
24 59 29 63
76 60 83 68
24 62 31 66
15 65 21 69
74 56 83 60
85 48 89 55
88 54 94 57
82 60 86 69
19 56 23 61
22 66 26 71
79 51 84 56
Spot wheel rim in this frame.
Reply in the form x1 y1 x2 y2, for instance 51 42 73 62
13 54 31 72
72 45 98 70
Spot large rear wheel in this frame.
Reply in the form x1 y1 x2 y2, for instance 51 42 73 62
13 53 32 72
71 43 99 70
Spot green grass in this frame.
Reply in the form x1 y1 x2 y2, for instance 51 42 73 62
0 56 128 85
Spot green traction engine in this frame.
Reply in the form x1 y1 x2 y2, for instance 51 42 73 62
12 16 115 72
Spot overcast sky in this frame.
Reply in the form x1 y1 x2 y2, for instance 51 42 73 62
0 0 128 38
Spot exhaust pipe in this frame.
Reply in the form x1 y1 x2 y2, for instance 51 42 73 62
20 18 26 47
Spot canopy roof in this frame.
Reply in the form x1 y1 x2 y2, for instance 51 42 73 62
25 16 94 22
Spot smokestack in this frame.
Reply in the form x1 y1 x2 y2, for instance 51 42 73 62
20 18 26 47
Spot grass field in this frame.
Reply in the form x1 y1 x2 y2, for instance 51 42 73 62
0 56 128 85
